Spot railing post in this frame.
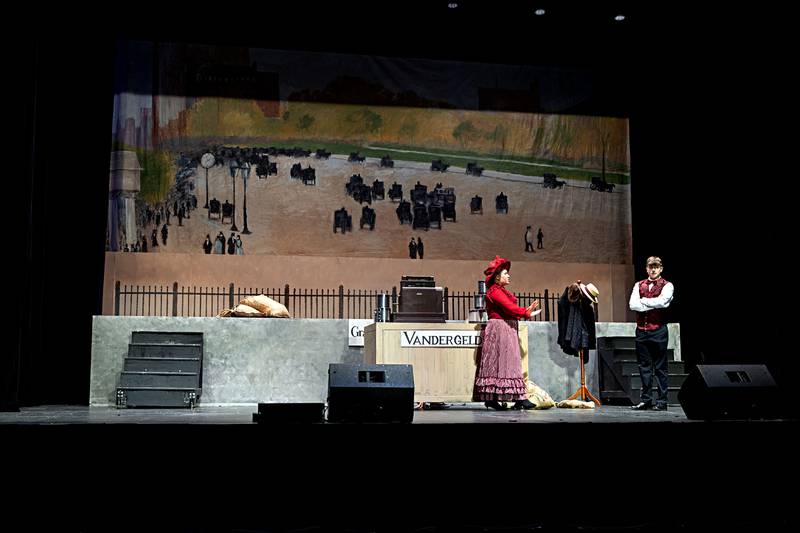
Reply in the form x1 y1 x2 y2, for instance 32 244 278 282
229 283 235 310
114 281 121 316
338 285 344 319
284 284 290 308
443 287 449 319
391 286 397 314
544 289 550 321
172 282 179 316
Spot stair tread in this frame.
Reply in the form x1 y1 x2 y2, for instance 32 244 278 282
618 361 685 368
133 331 203 334
125 356 200 361
605 350 636 352
613 358 680 363
601 347 640 350
130 342 202 347
619 362 684 366
627 372 688 377
117 386 201 391
122 370 200 376
121 371 198 375
604 386 683 391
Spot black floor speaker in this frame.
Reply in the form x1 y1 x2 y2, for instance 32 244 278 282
327 363 414 423
678 364 780 420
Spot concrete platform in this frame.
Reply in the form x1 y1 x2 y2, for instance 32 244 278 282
90 316 681 406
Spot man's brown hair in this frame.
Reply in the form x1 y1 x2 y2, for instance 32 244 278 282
646 256 663 267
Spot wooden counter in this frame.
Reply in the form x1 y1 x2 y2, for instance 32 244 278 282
364 322 528 402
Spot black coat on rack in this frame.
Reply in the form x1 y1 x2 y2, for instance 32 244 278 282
556 287 597 362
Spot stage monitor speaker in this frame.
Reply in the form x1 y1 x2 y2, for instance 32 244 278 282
327 363 414 423
678 364 780 420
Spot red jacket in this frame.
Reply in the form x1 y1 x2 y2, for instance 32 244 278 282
486 284 531 320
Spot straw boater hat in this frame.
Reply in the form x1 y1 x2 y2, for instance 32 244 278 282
483 255 511 287
579 282 599 304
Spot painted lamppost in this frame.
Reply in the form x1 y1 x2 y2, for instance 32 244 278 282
240 161 251 234
228 160 239 232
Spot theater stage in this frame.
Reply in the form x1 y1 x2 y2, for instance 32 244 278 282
8 320 794 530
1 403 689 424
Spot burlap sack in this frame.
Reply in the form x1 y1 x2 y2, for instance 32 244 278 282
527 380 556 409
241 294 291 318
556 399 596 409
231 303 267 317
240 294 271 314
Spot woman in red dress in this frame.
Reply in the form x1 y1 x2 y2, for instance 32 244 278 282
473 256 539 410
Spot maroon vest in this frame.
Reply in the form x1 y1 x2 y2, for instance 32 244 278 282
636 277 669 331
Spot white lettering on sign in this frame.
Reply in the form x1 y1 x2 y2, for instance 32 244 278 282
348 319 373 347
400 330 482 348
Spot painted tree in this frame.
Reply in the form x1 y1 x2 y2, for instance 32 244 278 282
297 114 315 131
452 120 481 148
595 119 613 183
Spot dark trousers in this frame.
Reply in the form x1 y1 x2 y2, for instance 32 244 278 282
635 325 669 406
525 241 534 252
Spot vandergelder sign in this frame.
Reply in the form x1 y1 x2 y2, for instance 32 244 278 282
400 330 482 348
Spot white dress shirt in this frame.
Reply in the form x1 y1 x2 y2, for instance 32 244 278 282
629 279 674 313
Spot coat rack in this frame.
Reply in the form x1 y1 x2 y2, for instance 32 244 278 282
567 348 601 405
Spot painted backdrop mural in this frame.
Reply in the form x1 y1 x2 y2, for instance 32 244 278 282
108 41 631 265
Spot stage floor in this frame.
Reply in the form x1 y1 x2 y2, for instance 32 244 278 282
2 403 691 425
3 403 797 531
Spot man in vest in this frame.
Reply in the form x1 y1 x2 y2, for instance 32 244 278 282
629 256 674 410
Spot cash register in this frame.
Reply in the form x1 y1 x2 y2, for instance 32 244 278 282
392 275 446 323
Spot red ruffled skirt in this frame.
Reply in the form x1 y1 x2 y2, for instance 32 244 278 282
473 319 527 401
